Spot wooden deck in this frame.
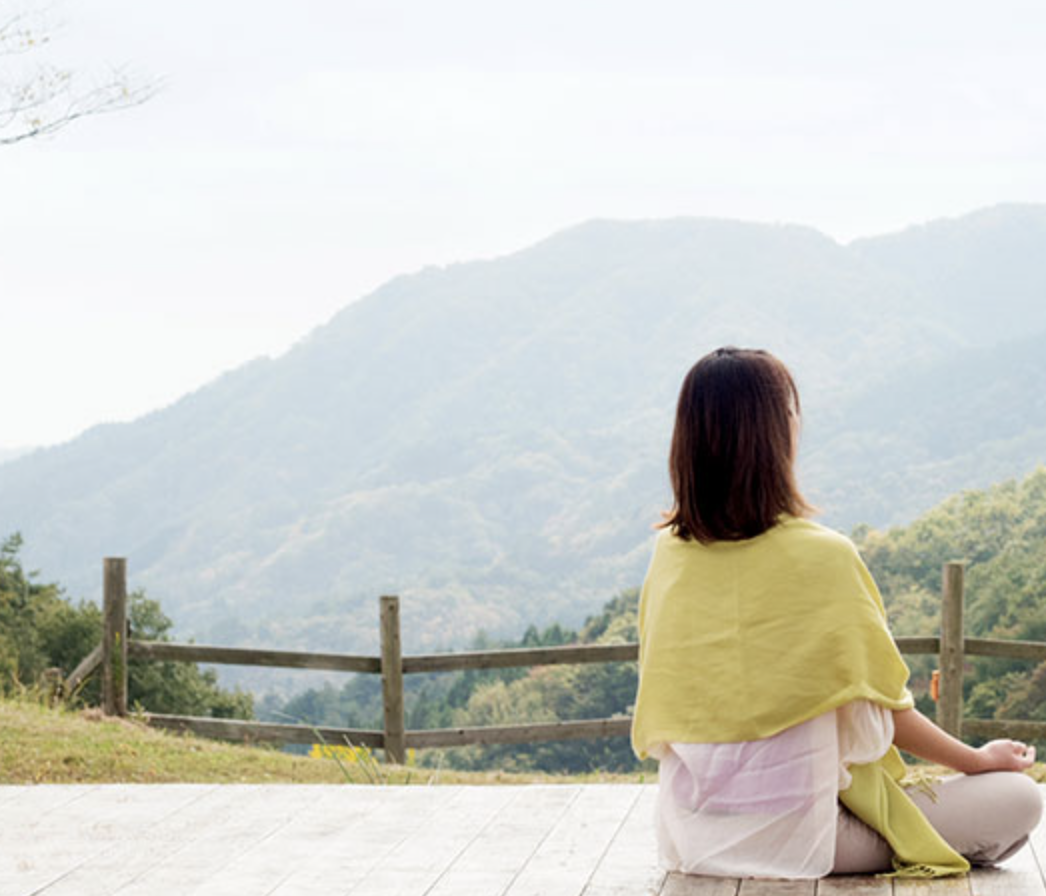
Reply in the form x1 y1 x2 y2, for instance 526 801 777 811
1 783 1044 895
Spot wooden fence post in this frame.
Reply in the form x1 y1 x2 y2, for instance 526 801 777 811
937 561 965 737
102 557 128 716
380 595 406 764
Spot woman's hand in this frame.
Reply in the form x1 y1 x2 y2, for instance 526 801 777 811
971 739 1036 774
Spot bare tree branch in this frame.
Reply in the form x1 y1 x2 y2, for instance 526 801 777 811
0 4 157 146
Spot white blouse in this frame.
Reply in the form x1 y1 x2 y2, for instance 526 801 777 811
653 701 895 879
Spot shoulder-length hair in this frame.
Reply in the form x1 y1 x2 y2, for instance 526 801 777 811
659 346 813 542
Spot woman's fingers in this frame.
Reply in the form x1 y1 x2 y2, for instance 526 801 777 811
1017 743 1036 769
975 739 1036 772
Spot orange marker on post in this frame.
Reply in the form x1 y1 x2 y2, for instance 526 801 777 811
930 669 940 702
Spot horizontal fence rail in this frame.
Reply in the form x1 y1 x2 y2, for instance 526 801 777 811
128 641 382 674
145 714 385 749
81 558 1046 764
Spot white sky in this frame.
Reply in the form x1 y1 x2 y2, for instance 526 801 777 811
2 0 1046 448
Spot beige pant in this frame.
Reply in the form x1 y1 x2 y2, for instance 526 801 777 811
833 771 1044 874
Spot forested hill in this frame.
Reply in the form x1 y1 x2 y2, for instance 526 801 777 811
269 467 1046 775
2 205 1045 654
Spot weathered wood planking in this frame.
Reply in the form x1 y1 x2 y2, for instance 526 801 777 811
266 786 461 896
101 557 128 716
403 642 640 673
969 834 1044 896
422 786 583 896
346 787 518 896
964 639 1046 662
108 785 332 896
380 594 406 765
582 785 666 896
964 719 1046 743
738 881 815 895
937 562 965 737
661 873 740 894
129 639 382 673
0 785 206 896
2 784 1046 895
405 717 632 749
817 877 892 894
20 785 224 896
144 712 385 748
894 876 971 895
501 784 645 896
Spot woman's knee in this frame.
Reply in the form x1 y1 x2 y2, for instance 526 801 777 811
996 771 1043 838
910 771 1043 863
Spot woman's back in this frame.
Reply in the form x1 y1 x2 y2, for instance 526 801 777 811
631 516 913 755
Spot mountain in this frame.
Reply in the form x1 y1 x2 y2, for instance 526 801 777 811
2 205 1044 657
0 447 35 466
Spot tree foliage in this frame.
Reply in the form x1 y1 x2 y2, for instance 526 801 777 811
858 467 1046 724
0 533 251 718
266 589 645 774
270 468 1046 773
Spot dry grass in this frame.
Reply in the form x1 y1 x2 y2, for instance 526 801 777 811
5 697 1036 787
0 698 646 785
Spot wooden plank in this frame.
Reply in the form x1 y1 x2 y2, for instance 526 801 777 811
146 712 633 752
894 876 971 895
738 880 815 894
969 836 1045 895
1011 797 1046 896
937 561 965 737
425 786 583 896
144 712 384 748
128 639 381 673
116 636 1046 673
175 785 432 896
964 639 1046 662
0 784 33 811
968 801 1046 896
406 717 632 749
502 784 648 896
660 873 739 895
108 784 336 895
963 720 1046 743
102 557 128 716
121 637 941 679
403 643 639 673
64 642 102 696
895 637 941 655
0 784 209 895
380 595 406 765
0 784 97 836
12 784 220 896
816 878 892 894
266 786 461 896
339 786 519 896
582 785 665 896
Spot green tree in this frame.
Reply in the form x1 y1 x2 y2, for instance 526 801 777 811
0 533 251 718
127 591 253 719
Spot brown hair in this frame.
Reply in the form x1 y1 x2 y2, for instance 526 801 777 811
660 346 813 542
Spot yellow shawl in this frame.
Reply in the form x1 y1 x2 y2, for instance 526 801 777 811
631 517 968 877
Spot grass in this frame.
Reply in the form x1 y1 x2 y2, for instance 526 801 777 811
0 697 646 785
4 697 1041 787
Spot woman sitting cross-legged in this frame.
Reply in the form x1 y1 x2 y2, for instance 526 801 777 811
630 346 1042 879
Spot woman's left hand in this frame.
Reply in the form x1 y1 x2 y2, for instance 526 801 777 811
972 739 1036 773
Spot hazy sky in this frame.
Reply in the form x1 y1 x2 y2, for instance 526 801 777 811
3 0 1046 448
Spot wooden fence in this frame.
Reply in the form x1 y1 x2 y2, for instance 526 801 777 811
68 558 1046 764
